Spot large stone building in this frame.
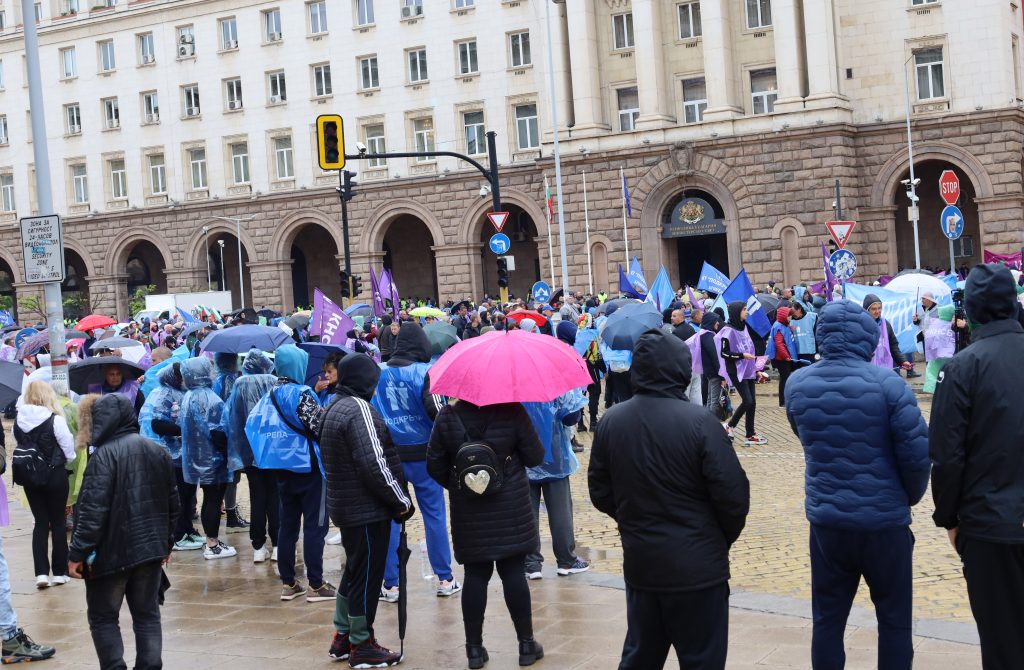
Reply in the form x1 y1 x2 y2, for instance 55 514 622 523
0 0 1022 318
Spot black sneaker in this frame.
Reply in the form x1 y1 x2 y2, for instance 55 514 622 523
226 508 250 533
329 631 351 661
348 639 403 668
2 628 56 663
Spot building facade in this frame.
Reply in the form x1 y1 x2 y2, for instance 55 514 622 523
0 0 1022 318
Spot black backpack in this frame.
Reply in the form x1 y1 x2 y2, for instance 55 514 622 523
451 408 508 498
12 416 61 488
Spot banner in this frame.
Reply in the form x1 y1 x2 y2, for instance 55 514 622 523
369 265 387 317
628 257 648 294
718 269 771 337
618 265 644 299
843 283 918 354
380 269 400 318
177 307 198 324
311 287 355 345
0 311 13 328
983 250 1022 270
644 266 675 312
696 261 729 295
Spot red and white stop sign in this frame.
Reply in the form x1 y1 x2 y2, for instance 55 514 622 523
939 170 960 206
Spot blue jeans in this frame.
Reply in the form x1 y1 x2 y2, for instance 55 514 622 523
383 461 453 587
0 532 18 640
277 472 328 587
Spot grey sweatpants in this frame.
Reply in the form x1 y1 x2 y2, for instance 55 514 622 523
525 477 578 571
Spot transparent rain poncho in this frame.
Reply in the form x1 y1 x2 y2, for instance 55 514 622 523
179 357 237 485
139 364 186 465
523 387 587 484
223 349 277 469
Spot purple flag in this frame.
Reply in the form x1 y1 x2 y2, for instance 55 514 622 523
381 269 400 317
370 265 387 317
312 287 356 345
686 286 699 307
822 242 837 301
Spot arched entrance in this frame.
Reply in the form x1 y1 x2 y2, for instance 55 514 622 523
206 232 252 308
289 224 340 309
893 161 981 272
383 215 439 302
62 250 90 319
478 205 540 299
662 190 730 287
123 240 168 304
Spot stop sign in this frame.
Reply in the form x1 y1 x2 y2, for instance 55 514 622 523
939 170 960 206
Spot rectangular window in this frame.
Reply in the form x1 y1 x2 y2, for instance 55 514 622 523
356 0 374 25
177 25 195 56
109 159 126 199
102 97 119 129
682 77 708 123
612 13 634 50
189 148 207 189
746 0 772 29
365 124 386 167
617 87 640 131
402 0 423 18
515 103 539 149
0 60 4 90
183 85 201 117
309 1 328 34
231 143 250 184
915 48 945 100
72 164 88 203
408 48 428 82
463 111 485 155
149 154 166 194
34 3 42 23
66 0 79 12
138 33 155 64
313 64 332 96
359 56 379 89
142 91 159 123
0 175 14 212
458 40 478 75
911 0 938 4
455 0 474 7
0 115 6 145
225 78 243 109
509 31 531 67
750 68 778 115
268 71 287 102
219 17 238 50
413 118 434 160
0 11 6 30
65 104 81 134
61 47 76 78
263 9 282 41
678 2 702 39
274 137 294 179
98 40 115 71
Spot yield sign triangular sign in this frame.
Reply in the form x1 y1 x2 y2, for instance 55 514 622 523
826 220 856 249
487 211 509 233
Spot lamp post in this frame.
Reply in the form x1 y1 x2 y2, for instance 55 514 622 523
217 240 225 289
203 226 211 289
544 0 570 293
207 215 256 308
902 53 922 270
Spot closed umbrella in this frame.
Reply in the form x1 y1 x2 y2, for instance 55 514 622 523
199 325 292 354
68 358 145 395
423 322 458 356
600 301 663 350
75 314 117 331
397 522 412 657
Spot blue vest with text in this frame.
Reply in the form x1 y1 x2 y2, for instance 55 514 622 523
371 363 433 446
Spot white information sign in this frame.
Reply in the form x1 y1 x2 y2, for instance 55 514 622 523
20 215 66 284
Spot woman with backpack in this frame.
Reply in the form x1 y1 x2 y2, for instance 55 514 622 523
427 400 546 669
14 382 76 589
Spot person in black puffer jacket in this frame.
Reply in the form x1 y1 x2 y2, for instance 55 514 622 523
68 393 180 670
427 400 546 669
319 354 412 668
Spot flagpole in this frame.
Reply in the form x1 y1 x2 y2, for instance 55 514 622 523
620 167 629 265
544 175 557 288
583 170 593 295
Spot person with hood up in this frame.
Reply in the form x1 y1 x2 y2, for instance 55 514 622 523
765 306 798 407
139 363 202 551
320 354 413 667
178 357 237 560
929 263 1024 668
718 301 765 445
789 301 817 365
223 349 279 563
785 300 929 669
91 362 146 416
695 311 727 417
671 315 705 407
69 393 179 670
862 294 913 375
589 329 749 669
211 352 249 534
372 323 459 601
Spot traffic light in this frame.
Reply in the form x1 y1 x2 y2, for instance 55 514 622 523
351 275 363 296
316 114 345 171
497 258 509 288
341 171 357 202
340 270 350 298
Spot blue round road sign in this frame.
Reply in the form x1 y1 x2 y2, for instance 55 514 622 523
489 233 511 255
828 249 857 280
531 281 551 304
940 205 964 241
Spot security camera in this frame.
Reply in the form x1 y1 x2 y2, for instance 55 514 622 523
356 141 367 155
906 192 920 203
479 185 490 198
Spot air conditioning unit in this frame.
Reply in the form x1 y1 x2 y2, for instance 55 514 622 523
269 95 279 103
228 101 240 110
226 39 237 49
186 107 199 117
268 32 281 42
178 45 193 57
401 6 412 17
69 124 81 134
142 54 153 64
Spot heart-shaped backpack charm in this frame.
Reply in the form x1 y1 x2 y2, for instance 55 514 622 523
464 470 491 495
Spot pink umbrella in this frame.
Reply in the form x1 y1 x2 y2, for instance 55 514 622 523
429 329 591 406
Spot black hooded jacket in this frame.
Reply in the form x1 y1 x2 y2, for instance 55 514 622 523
699 312 723 377
319 354 413 528
382 323 446 461
930 263 1024 543
69 394 180 579
589 329 750 592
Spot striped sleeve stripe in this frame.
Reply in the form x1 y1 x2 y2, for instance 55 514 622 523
353 398 411 508
430 394 446 415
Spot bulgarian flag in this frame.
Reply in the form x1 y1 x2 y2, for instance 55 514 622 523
544 176 554 225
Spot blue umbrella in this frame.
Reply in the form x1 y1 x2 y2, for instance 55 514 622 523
296 342 352 387
199 325 292 354
600 301 662 350
344 303 373 319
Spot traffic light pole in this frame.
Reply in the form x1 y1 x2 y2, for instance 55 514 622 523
339 169 353 306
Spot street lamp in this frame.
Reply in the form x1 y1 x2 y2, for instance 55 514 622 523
203 226 211 289
217 240 226 289
544 0 570 293
207 215 256 308
902 53 922 270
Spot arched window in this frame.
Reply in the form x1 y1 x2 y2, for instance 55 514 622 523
592 242 609 294
780 226 800 287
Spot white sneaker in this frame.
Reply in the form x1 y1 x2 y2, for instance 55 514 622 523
271 547 278 562
326 531 342 545
35 575 50 589
253 546 270 563
50 576 70 586
525 571 543 581
378 586 399 603
203 541 237 560
436 580 462 597
556 559 590 576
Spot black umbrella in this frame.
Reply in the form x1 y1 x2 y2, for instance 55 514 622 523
600 302 662 350
68 358 146 395
397 522 412 657
0 361 25 408
549 288 564 307
256 309 280 319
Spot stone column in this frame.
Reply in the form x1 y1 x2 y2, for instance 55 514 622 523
165 267 206 294
701 0 744 121
433 243 480 303
565 0 610 133
976 195 1024 253
349 251 387 302
857 206 898 275
632 0 675 129
771 0 807 114
802 0 851 110
85 274 128 320
247 260 293 313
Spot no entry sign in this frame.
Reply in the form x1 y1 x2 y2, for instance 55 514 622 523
939 170 960 206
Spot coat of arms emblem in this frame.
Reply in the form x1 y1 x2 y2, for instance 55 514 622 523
680 200 705 225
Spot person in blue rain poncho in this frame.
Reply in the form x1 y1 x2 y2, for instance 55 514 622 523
179 357 239 560
223 349 279 563
212 352 248 533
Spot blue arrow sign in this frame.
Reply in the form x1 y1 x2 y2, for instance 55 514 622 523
531 281 551 304
828 249 857 280
940 205 964 240
489 233 511 255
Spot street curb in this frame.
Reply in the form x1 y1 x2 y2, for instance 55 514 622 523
575 572 980 646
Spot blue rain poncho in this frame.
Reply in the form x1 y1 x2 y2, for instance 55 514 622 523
223 349 277 469
212 352 241 401
140 345 190 397
524 387 587 484
139 364 185 464
179 357 236 485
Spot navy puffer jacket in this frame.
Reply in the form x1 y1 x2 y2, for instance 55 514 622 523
784 300 930 530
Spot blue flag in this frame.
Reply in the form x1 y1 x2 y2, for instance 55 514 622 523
720 269 771 337
177 307 198 324
622 174 632 217
0 311 13 328
645 266 675 312
618 265 645 299
843 283 918 354
696 262 729 295
627 257 648 294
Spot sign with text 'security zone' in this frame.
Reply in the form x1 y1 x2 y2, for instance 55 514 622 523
20 214 66 284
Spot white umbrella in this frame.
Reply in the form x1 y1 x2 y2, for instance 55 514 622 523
885 273 952 303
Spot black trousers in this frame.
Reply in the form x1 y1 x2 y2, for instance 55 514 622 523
606 371 633 407
462 556 532 637
245 466 279 550
173 467 198 540
586 381 601 421
24 467 70 577
775 360 794 407
619 582 729 670
85 561 163 670
960 536 1024 669
199 483 227 540
337 520 392 644
727 379 756 438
